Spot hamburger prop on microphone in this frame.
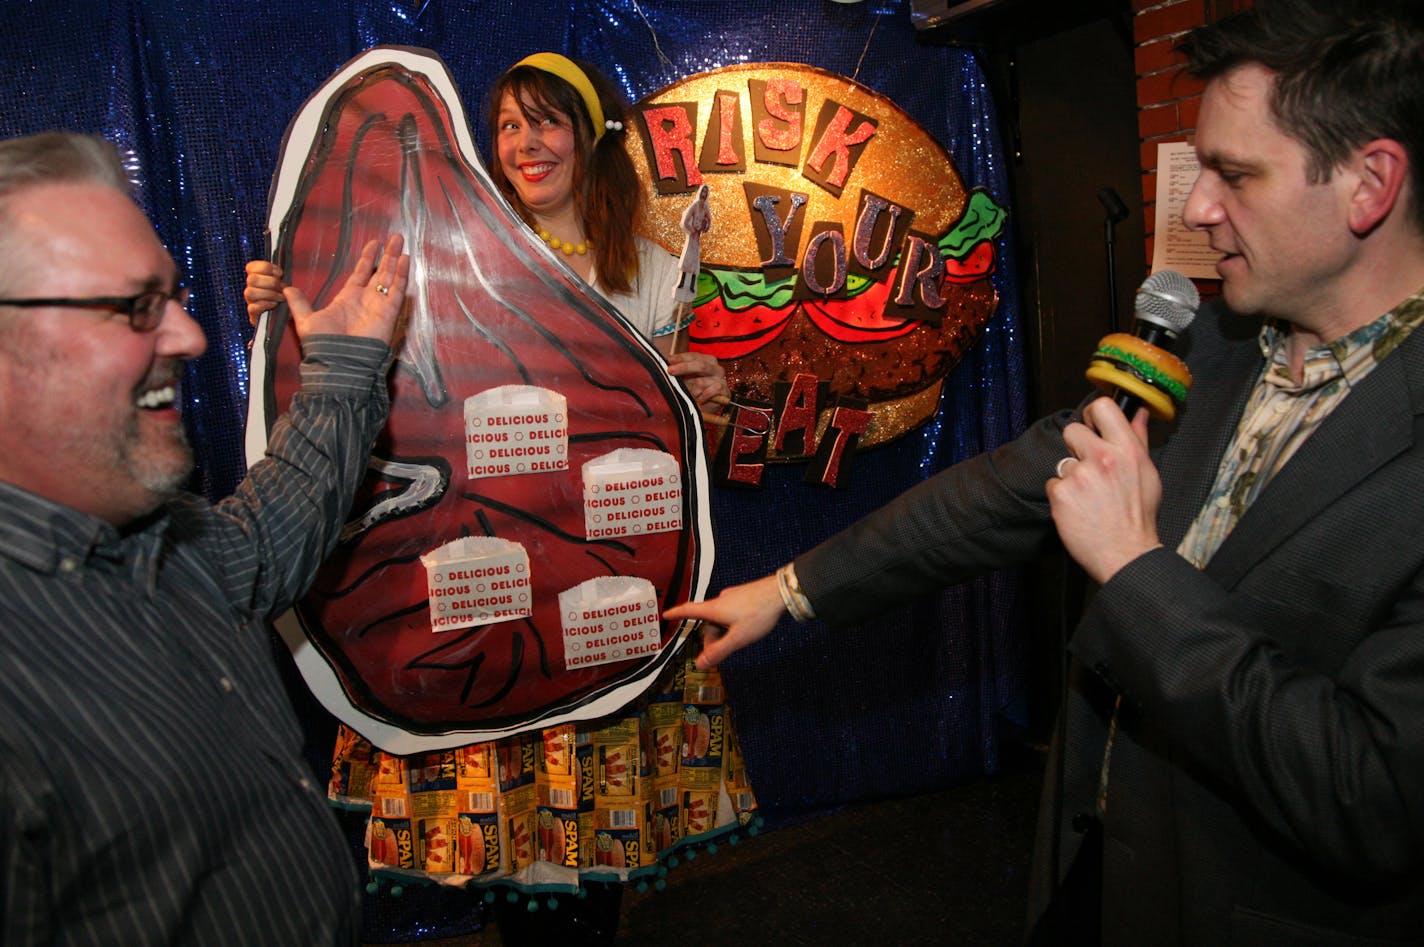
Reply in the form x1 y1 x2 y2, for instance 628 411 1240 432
1085 270 1200 421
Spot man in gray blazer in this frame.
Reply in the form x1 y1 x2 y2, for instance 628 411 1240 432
667 0 1424 942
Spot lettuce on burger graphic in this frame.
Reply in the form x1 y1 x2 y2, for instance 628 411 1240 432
632 63 1007 459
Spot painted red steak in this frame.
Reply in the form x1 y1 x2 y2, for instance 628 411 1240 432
249 48 710 749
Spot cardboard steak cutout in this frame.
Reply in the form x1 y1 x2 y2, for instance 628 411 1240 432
246 47 712 753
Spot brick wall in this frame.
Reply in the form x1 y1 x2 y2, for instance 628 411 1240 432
1132 0 1250 267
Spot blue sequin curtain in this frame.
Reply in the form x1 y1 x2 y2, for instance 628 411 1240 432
2 0 1028 938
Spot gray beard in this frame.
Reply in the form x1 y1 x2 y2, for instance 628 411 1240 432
128 414 195 500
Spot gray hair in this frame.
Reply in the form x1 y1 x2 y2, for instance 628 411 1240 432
0 131 130 200
0 132 131 296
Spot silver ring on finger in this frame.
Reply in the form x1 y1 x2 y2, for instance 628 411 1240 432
1055 456 1075 479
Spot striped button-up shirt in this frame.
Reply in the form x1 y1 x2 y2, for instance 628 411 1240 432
0 335 391 945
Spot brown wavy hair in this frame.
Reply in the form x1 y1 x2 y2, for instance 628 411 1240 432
1180 0 1424 232
486 59 644 294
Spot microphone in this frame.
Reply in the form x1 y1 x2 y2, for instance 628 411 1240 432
1084 270 1200 421
1097 187 1129 224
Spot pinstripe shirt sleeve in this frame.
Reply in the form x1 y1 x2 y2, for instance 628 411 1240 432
179 334 392 619
0 745 50 944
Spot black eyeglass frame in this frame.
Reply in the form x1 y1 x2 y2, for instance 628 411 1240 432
0 287 191 332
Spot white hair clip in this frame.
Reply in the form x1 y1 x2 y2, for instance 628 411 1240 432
604 119 624 132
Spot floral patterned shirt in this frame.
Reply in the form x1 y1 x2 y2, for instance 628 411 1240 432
1178 290 1424 568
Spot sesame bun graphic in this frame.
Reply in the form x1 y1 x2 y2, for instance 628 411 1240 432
630 63 1005 453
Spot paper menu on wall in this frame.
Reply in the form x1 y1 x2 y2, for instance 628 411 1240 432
1150 141 1223 280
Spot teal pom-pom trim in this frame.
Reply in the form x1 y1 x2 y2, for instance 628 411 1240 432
636 881 649 893
526 899 539 913
654 878 666 892
506 890 520 904
667 856 679 868
707 842 718 854
365 881 379 895
728 833 740 845
685 849 697 861
389 885 404 897
546 897 559 911
483 890 496 904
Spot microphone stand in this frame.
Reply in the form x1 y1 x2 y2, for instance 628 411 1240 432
1041 185 1134 920
1098 187 1130 333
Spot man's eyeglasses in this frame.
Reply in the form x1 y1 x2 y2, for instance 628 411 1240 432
0 287 191 332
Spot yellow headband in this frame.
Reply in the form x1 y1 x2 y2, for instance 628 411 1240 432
511 52 607 141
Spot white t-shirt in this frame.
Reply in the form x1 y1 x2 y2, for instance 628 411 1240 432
591 237 687 342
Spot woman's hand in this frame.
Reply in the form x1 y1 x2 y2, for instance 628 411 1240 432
665 350 729 407
243 259 286 326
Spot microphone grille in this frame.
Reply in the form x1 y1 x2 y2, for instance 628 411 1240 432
1136 270 1200 335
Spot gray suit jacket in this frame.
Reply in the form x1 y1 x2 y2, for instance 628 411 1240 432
795 300 1424 944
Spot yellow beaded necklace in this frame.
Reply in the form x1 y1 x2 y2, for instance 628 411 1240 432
538 230 593 256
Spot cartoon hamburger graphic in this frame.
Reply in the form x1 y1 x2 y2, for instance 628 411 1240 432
631 63 1007 456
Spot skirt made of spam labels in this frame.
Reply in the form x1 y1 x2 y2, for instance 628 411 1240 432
329 648 760 896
